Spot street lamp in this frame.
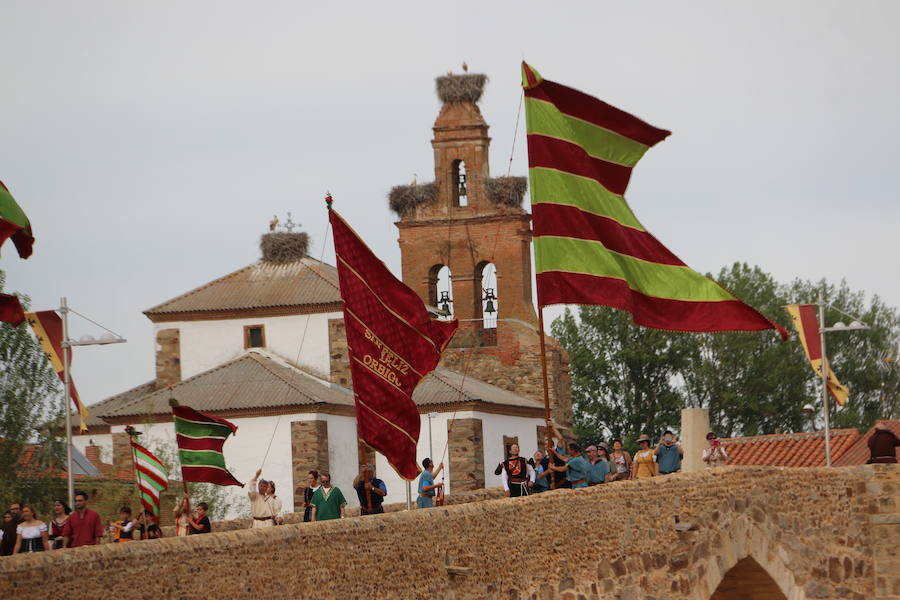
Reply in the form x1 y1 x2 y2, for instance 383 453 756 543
60 297 126 507
817 294 869 467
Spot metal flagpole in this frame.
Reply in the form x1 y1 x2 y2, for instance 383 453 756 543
818 294 832 467
406 480 412 510
60 297 75 508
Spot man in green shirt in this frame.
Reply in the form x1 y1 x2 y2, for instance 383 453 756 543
310 472 347 521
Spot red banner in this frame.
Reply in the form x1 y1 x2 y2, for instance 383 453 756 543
0 293 26 326
329 204 458 479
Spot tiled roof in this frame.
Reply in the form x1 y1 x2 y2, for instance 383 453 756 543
73 381 156 427
143 257 340 316
834 420 900 466
18 444 108 479
721 429 860 467
417 368 543 409
97 351 354 418
86 351 542 422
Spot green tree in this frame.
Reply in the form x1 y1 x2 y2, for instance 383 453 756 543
783 277 900 430
552 262 900 442
683 264 812 437
0 270 66 510
551 305 693 446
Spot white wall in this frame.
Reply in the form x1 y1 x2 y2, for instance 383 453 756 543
106 411 359 520
154 311 342 380
374 411 544 507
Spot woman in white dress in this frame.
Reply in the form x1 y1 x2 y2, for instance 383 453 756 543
13 505 49 553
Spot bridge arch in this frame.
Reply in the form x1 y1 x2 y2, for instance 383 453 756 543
710 557 786 599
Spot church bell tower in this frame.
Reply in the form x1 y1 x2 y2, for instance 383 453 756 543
390 71 572 430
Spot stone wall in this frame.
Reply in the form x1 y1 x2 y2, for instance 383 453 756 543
111 431 131 472
328 318 350 388
154 327 180 389
6 466 894 600
448 417 485 492
290 420 329 509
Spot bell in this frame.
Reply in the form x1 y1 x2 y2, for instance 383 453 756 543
484 299 495 314
439 291 453 315
483 288 497 314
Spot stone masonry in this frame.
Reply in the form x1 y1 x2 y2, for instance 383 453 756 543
154 327 181 389
290 420 329 509
2 465 896 599
448 417 485 492
328 317 350 388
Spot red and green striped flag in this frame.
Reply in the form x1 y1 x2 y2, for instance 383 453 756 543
0 180 34 259
522 62 787 339
172 404 243 487
128 432 169 520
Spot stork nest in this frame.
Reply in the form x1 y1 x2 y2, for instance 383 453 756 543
436 74 488 104
485 176 528 207
260 232 309 263
388 182 439 216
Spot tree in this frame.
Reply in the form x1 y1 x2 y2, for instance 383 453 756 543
551 305 693 446
682 264 812 437
0 270 65 509
783 277 900 429
552 262 900 443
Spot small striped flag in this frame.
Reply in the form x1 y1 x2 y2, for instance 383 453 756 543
522 62 787 339
25 310 90 431
784 304 849 405
129 436 169 519
172 404 243 487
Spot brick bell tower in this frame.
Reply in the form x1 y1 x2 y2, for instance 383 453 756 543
390 71 572 430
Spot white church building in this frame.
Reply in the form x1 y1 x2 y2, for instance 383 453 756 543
72 71 572 516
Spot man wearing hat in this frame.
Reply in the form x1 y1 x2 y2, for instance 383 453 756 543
585 444 610 485
655 430 684 475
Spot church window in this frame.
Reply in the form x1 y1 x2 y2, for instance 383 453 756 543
244 325 266 349
430 265 454 320
452 160 468 207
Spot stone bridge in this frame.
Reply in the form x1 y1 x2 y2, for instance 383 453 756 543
1 466 897 600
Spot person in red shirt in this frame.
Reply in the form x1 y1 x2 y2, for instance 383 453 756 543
62 490 103 548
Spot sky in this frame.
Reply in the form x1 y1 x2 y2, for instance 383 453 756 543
2 1 899 407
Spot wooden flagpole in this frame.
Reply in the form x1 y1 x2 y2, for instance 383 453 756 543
536 306 557 489
357 437 374 512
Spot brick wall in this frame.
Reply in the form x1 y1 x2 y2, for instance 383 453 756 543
2 466 892 599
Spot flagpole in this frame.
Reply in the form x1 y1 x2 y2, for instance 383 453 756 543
60 297 75 508
357 437 373 512
536 306 556 489
818 294 833 467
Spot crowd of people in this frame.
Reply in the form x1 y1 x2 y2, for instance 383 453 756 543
0 490 170 556
491 425 730 497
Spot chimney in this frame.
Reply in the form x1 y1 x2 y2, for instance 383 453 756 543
84 440 101 467
155 328 181 389
328 318 351 388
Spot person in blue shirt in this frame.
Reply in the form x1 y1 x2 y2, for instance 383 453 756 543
531 451 550 493
353 466 387 515
655 430 684 475
585 445 610 485
416 458 443 509
550 442 590 488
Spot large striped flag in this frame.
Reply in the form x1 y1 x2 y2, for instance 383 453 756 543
522 63 787 339
0 180 34 259
329 198 458 479
172 403 243 487
126 429 169 520
25 310 89 431
785 304 849 405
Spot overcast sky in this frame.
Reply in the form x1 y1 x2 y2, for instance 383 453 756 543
2 1 898 407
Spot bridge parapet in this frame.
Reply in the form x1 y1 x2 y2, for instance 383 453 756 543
0 465 896 599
